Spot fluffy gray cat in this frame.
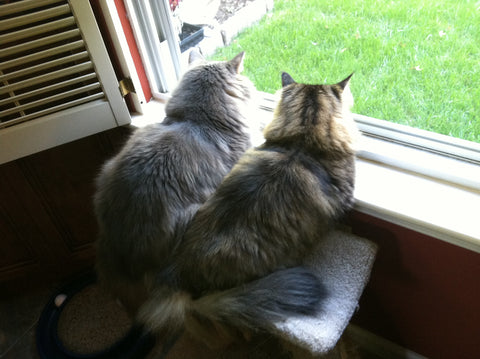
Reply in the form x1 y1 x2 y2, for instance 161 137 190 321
94 51 256 315
138 72 359 347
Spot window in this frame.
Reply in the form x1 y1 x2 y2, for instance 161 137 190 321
209 1 479 138
124 2 479 146
117 0 480 184
121 0 274 97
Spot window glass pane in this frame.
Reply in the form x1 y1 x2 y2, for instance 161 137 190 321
205 0 479 144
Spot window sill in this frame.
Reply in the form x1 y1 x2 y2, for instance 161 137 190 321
130 100 480 254
355 156 480 253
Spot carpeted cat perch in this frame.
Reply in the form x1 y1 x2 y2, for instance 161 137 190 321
272 229 378 357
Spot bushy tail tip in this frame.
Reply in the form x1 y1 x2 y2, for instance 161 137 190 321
138 267 326 341
193 266 326 330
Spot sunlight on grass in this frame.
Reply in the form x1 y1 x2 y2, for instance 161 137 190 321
211 0 480 143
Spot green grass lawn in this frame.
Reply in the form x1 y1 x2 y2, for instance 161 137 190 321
210 0 480 143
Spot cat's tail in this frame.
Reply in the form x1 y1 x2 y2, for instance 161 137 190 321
137 267 326 345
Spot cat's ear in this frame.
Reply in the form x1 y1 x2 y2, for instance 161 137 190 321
188 47 205 65
229 52 245 73
281 72 296 87
337 73 354 90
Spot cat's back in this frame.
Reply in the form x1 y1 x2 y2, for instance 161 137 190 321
186 143 355 257
212 146 334 209
184 146 335 249
96 120 230 205
179 146 333 291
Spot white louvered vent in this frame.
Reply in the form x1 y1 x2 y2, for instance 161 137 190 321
0 0 130 164
0 0 105 129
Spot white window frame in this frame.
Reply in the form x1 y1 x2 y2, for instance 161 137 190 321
123 0 183 98
355 115 480 191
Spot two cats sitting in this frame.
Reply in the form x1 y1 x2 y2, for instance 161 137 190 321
94 50 359 347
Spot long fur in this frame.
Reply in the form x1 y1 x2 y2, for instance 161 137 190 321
138 72 359 345
140 267 324 347
94 51 256 315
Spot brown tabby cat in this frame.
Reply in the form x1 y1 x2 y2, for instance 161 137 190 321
138 72 359 346
94 51 256 316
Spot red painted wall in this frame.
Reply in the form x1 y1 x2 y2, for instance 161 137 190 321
349 211 480 359
89 0 152 107
113 0 152 103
